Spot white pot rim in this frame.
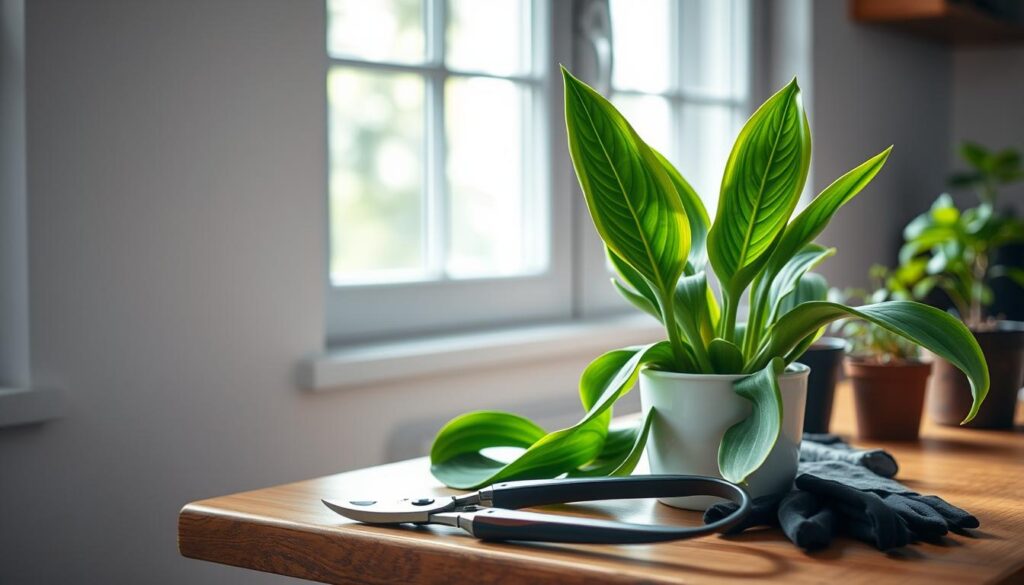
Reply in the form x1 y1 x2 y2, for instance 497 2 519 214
641 361 809 382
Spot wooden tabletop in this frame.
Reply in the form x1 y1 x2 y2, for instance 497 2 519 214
178 384 1024 584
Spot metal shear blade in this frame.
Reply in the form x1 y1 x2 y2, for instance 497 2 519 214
322 492 479 524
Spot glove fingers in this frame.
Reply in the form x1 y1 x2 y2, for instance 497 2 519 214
834 495 912 550
911 495 980 531
884 494 948 539
778 491 834 551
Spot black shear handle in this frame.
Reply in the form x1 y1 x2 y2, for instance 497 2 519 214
472 475 751 543
482 475 744 509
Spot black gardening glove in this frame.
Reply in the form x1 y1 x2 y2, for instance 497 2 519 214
796 460 979 548
704 490 835 551
801 433 898 478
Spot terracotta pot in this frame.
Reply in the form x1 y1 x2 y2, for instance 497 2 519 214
795 337 846 433
844 359 932 441
927 321 1024 429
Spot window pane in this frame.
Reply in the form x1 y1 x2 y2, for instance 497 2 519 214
611 94 673 159
680 0 744 99
447 0 530 75
327 0 424 63
445 77 540 278
328 68 425 283
610 0 672 93
678 104 737 217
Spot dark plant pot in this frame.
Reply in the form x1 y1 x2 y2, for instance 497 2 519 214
927 321 1024 429
795 337 845 433
844 359 932 441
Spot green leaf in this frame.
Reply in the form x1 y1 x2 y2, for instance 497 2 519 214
765 147 891 279
765 244 835 324
708 79 811 296
608 247 661 321
718 358 786 484
777 272 828 318
673 273 715 372
708 338 745 374
652 148 710 272
755 301 990 422
562 67 690 295
960 141 991 171
612 278 661 321
430 342 669 489
570 411 655 477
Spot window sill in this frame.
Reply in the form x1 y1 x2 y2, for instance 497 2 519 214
0 387 63 428
300 315 664 392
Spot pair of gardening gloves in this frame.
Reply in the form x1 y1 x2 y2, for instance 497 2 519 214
703 434 979 551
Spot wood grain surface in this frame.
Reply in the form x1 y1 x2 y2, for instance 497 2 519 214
179 383 1024 584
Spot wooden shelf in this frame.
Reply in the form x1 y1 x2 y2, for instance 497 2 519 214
852 0 1024 44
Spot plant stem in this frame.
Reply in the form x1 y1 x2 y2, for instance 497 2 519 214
743 282 764 357
659 291 698 372
721 288 738 344
655 293 688 370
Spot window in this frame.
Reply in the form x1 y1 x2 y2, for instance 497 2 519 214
608 0 749 216
326 0 750 344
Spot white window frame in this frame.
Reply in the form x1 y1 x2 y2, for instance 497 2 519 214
325 0 752 345
326 0 577 344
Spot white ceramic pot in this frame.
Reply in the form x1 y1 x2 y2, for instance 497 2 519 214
639 363 809 510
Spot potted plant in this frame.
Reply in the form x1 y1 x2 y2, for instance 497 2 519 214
834 266 932 441
781 273 846 434
428 70 989 511
899 142 1024 429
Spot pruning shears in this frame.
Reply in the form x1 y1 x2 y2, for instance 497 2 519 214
323 475 750 544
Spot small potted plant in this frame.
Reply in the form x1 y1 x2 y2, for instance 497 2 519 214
899 142 1024 429
782 272 847 434
429 70 989 510
834 267 932 441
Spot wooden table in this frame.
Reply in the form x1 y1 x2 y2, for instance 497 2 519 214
178 384 1024 584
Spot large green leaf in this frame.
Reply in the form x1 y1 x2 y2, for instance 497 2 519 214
718 358 785 484
562 67 690 294
652 148 710 272
754 301 990 422
707 79 811 296
430 343 670 489
766 147 891 278
745 147 891 352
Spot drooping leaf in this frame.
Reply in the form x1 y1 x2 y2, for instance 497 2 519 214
569 410 655 477
652 148 710 272
430 342 670 489
562 67 690 295
718 358 786 484
707 79 811 297
755 301 989 422
708 338 745 374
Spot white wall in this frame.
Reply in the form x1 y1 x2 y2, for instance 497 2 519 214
0 1 592 583
949 46 1024 213
0 1 984 583
808 1 953 290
